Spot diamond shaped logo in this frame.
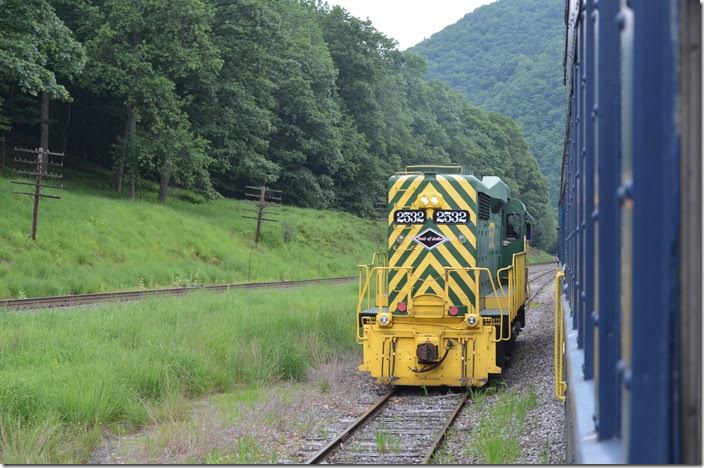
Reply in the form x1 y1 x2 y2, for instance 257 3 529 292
414 228 447 250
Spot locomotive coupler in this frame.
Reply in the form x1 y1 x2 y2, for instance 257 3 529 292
416 342 439 364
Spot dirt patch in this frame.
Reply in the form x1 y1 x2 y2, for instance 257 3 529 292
89 355 389 464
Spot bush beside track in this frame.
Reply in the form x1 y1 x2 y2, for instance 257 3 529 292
0 283 358 463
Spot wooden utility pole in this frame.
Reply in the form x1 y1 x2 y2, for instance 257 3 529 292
11 147 64 240
375 197 387 221
242 185 282 245
41 92 49 152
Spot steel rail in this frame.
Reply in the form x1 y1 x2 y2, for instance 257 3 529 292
0 276 356 311
305 265 553 464
1 264 553 312
528 272 557 303
421 392 470 463
305 390 395 464
528 267 558 282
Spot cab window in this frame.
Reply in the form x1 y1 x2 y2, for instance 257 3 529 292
506 213 521 240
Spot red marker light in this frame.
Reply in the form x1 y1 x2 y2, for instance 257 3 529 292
449 306 459 316
397 302 407 312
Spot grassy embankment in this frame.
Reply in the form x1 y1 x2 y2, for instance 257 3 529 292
0 166 553 298
527 247 555 265
0 283 358 463
0 167 384 299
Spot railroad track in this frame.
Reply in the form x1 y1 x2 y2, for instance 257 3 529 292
0 276 356 311
302 266 556 464
527 267 557 303
306 388 468 464
528 263 556 279
1 264 554 313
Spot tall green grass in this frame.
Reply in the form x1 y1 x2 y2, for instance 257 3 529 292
466 386 539 464
0 283 358 463
0 167 384 298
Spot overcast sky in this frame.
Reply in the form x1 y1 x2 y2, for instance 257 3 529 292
326 0 496 50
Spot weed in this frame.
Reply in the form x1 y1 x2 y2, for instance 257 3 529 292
466 388 539 464
430 443 455 464
202 435 276 464
281 220 298 243
343 441 363 463
539 435 550 464
375 426 389 453
469 382 498 406
319 378 330 393
388 434 401 454
374 426 400 454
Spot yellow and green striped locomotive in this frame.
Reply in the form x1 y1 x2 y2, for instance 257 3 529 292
356 165 531 387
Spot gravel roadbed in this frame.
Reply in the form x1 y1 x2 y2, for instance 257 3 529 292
437 274 566 464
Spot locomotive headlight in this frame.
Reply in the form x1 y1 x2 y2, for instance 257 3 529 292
378 313 392 327
466 314 479 327
420 196 429 207
458 234 467 244
397 234 404 244
430 196 439 206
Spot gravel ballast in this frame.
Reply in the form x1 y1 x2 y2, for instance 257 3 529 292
439 269 566 464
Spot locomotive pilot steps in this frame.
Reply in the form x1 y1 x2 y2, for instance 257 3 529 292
356 165 531 386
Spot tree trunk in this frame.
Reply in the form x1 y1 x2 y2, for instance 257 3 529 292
40 92 49 170
159 167 170 204
128 170 136 200
126 106 137 200
114 106 132 192
1 134 6 169
114 159 124 192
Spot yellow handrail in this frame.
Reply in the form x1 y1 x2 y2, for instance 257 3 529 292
356 263 413 343
494 239 528 342
444 267 506 341
356 265 372 343
554 269 567 401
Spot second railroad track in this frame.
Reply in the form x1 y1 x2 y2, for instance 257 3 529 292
0 276 356 311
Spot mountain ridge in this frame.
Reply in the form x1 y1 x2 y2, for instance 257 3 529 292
410 0 565 207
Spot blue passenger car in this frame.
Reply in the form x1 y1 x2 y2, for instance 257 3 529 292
557 0 701 463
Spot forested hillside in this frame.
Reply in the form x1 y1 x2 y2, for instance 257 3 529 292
0 0 555 249
411 0 565 208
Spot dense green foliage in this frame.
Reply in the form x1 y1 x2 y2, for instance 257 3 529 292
0 0 554 250
0 169 384 298
0 283 358 463
411 0 565 210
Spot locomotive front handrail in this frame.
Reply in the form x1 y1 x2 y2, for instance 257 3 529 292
495 264 514 341
554 268 567 401
443 266 508 342
356 264 412 343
